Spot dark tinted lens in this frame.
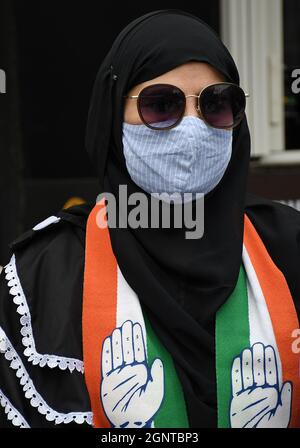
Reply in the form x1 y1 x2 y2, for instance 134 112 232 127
138 84 185 129
200 84 246 128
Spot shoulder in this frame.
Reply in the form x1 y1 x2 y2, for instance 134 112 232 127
0 203 94 427
1 202 95 362
245 192 300 222
245 192 300 242
8 202 93 254
2 203 94 295
245 192 300 304
1 203 94 339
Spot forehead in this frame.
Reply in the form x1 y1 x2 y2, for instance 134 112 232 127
129 61 225 94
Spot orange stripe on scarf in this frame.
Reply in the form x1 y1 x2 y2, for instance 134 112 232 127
244 214 300 428
82 199 116 427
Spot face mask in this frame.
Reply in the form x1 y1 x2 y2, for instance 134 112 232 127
122 116 233 202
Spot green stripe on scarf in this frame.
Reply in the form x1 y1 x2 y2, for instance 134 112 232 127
216 265 250 428
143 310 189 428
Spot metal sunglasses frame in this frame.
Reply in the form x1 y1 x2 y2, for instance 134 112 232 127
124 82 250 131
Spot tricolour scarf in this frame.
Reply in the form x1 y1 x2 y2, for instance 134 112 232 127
82 201 300 428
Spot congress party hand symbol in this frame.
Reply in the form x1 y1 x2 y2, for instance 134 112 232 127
101 320 165 428
230 342 292 428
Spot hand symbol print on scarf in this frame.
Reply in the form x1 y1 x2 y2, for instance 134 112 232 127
101 320 164 428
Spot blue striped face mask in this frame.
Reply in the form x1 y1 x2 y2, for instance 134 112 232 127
122 116 233 201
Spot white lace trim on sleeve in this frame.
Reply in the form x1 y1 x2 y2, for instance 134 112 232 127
4 254 84 374
0 388 30 428
0 326 92 426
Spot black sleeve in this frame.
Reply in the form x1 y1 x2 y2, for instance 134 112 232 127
0 265 31 427
0 218 92 428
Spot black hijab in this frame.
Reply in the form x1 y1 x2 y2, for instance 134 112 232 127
84 9 252 427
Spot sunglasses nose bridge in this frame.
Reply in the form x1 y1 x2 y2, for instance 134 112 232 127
184 94 202 117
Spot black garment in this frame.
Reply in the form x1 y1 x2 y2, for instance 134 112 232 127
0 209 92 428
85 9 250 426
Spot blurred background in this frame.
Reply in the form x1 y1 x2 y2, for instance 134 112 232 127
0 0 300 264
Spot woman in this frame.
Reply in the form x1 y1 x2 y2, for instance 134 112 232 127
1 9 300 429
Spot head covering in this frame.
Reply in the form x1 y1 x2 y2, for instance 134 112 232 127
85 9 251 427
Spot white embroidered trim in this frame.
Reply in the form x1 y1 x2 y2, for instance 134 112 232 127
4 254 84 374
32 216 61 231
0 388 30 428
0 326 93 426
0 326 6 353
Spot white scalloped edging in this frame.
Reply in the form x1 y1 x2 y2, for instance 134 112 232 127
4 254 84 374
0 326 92 426
0 388 30 428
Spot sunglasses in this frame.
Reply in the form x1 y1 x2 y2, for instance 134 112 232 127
124 82 249 131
